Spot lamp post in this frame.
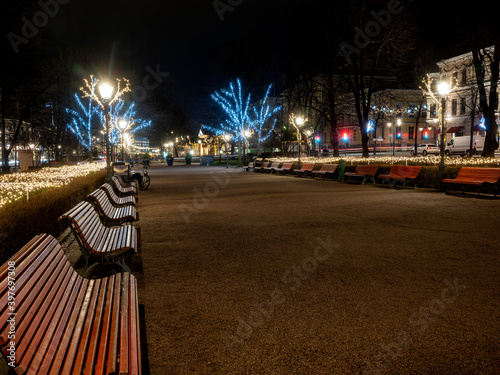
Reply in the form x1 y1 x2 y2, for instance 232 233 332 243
290 114 306 166
437 81 450 185
118 119 128 162
223 134 231 168
387 123 393 157
99 83 114 180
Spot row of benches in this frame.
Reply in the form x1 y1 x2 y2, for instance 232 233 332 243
247 161 422 187
0 174 143 374
246 161 500 195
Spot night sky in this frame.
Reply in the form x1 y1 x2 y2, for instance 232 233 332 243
5 0 480 128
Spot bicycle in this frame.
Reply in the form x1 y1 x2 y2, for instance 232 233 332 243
130 162 150 190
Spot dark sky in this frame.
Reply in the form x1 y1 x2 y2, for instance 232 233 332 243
6 0 477 125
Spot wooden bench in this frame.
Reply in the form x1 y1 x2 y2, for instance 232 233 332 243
263 162 280 173
293 163 316 177
101 183 137 206
442 167 500 196
0 233 141 374
58 201 138 276
115 174 137 190
310 164 338 179
243 162 254 172
87 188 138 225
254 161 270 172
272 162 294 175
378 166 422 188
112 176 137 197
344 165 380 184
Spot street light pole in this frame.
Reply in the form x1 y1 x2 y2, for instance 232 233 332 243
290 114 306 167
99 83 114 180
438 81 450 186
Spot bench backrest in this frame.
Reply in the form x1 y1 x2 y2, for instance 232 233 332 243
0 234 141 374
87 189 137 223
281 163 293 169
319 164 337 172
268 162 280 168
112 176 135 193
298 163 315 171
100 184 136 206
389 166 422 178
355 165 379 175
260 162 270 168
455 167 500 182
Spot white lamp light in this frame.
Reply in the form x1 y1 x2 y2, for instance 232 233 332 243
99 83 114 100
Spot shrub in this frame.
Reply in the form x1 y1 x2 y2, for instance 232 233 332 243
0 171 106 264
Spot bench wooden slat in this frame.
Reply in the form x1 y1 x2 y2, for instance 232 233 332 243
0 234 141 374
87 189 137 225
379 166 422 187
119 273 131 374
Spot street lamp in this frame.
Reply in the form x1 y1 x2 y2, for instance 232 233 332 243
118 119 128 161
99 82 114 180
437 81 451 185
223 134 231 168
290 114 306 166
387 123 394 157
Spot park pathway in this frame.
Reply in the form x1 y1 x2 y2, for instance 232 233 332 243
133 164 499 374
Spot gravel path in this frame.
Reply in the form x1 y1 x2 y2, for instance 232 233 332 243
72 164 500 374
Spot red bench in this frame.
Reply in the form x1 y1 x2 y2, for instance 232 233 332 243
293 163 316 177
101 183 137 206
272 162 294 175
112 176 137 197
310 164 338 179
378 166 422 188
0 234 141 374
344 165 380 184
243 162 254 172
263 162 281 173
254 162 270 172
442 167 500 196
58 201 138 276
87 188 138 225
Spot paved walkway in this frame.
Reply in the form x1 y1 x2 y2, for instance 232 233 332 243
84 164 500 374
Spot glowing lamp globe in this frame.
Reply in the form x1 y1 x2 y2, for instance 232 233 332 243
437 81 450 96
119 119 128 130
99 83 114 100
295 117 305 126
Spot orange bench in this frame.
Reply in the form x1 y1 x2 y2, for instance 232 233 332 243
263 162 281 173
378 166 422 188
272 162 294 175
243 162 254 172
100 183 137 206
344 165 380 184
293 163 316 177
112 176 137 197
87 188 138 225
58 201 138 276
0 234 141 374
310 164 338 179
254 161 270 172
442 167 500 196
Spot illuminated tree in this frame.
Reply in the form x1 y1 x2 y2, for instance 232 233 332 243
249 83 282 153
65 77 100 152
203 78 251 141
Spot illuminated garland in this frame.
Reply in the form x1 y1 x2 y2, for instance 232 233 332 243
0 163 105 208
267 155 500 167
